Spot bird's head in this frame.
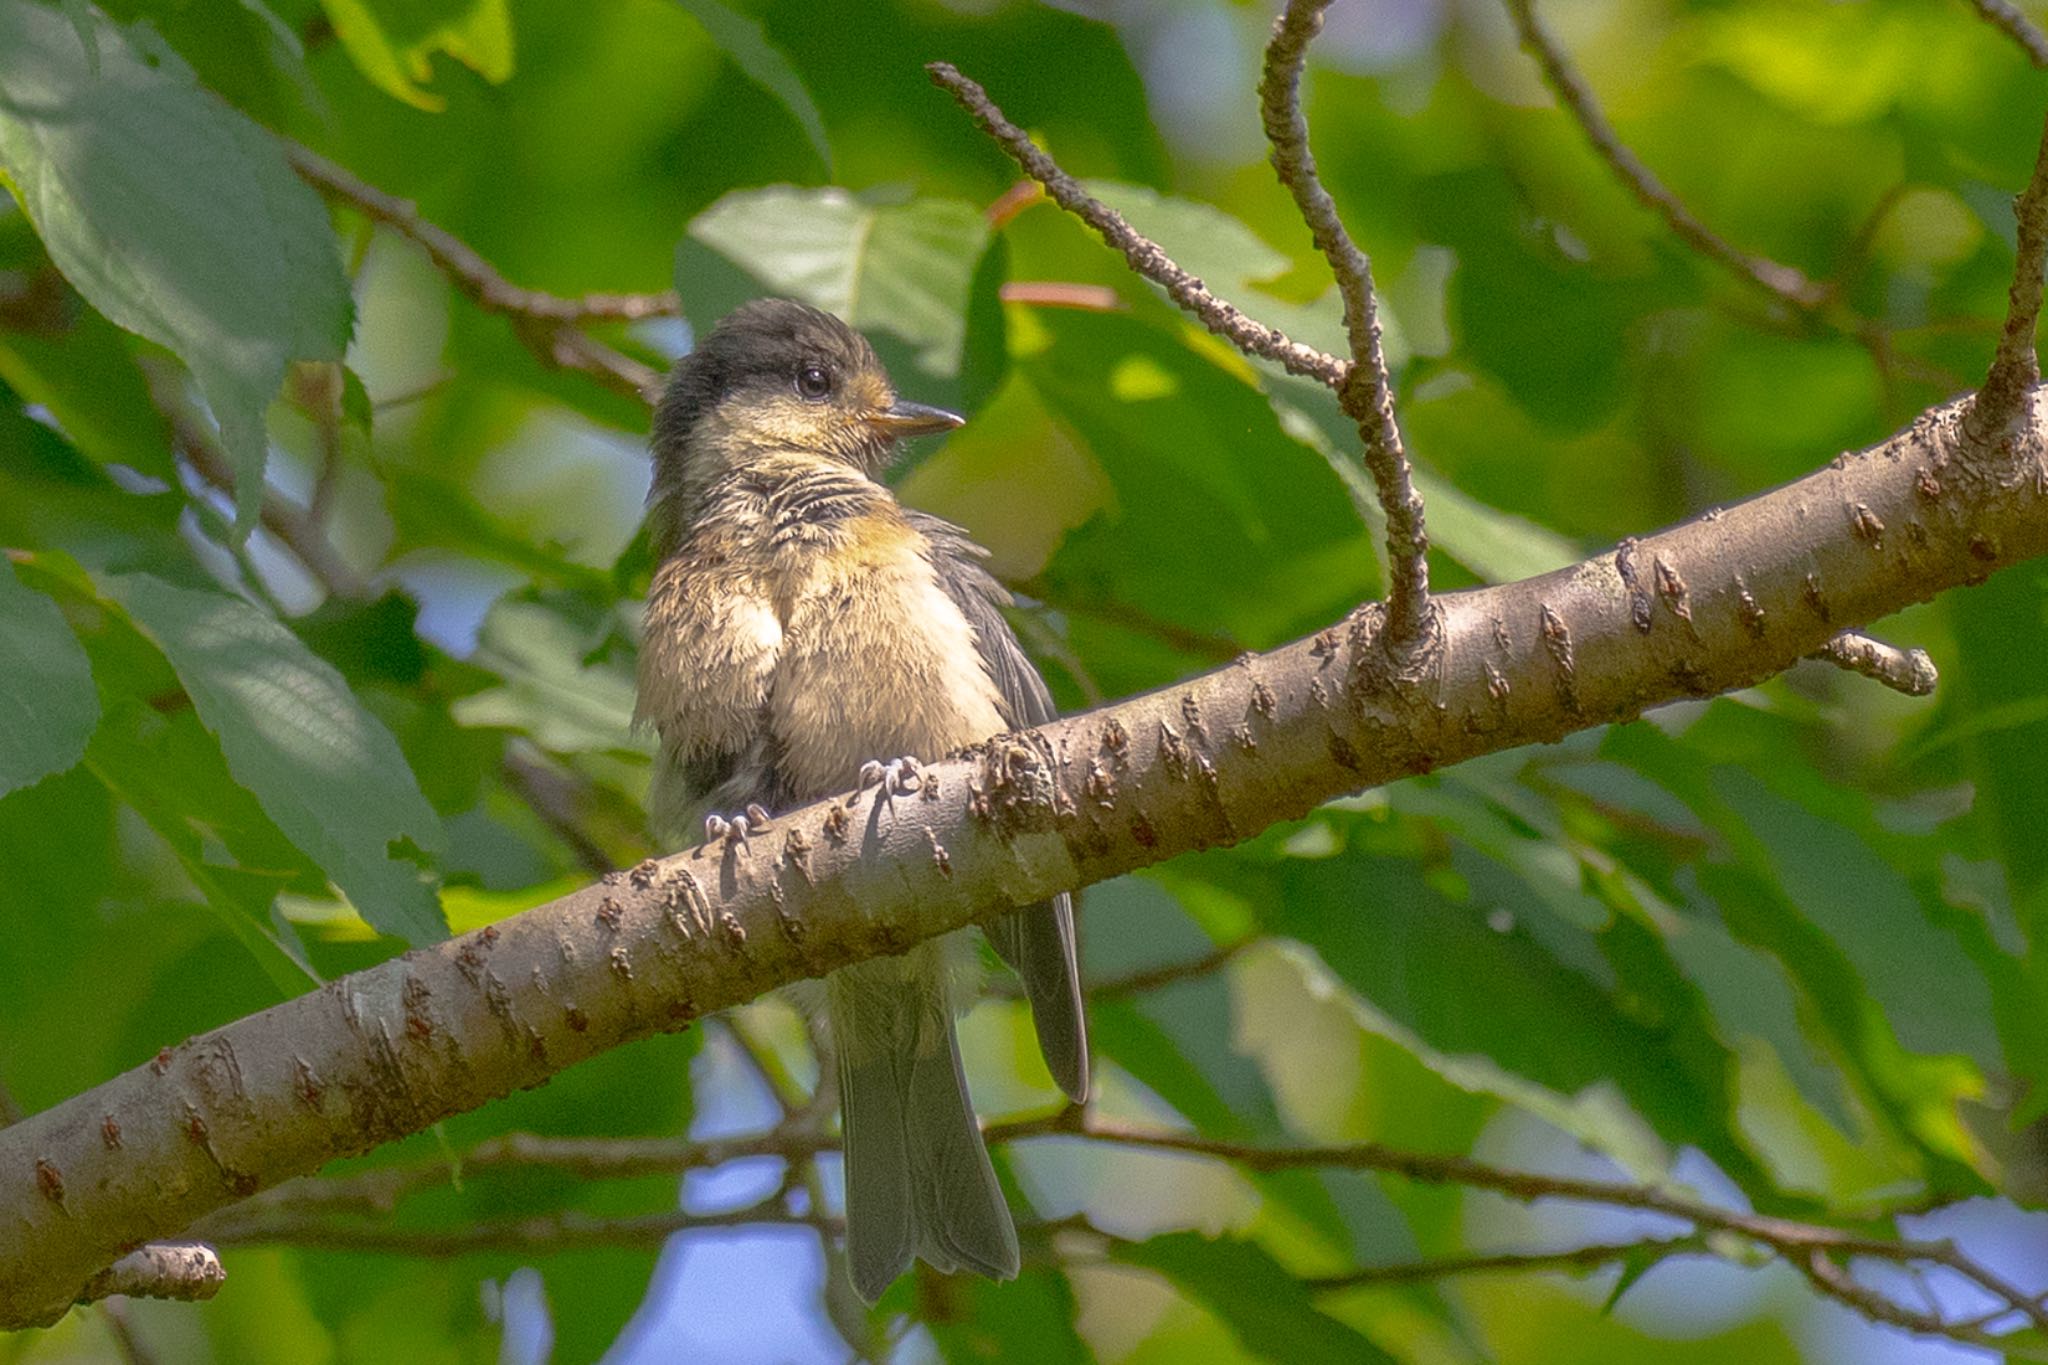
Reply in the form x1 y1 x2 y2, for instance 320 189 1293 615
648 299 961 547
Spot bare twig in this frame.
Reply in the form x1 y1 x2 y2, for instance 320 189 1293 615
1969 0 2048 66
1087 939 1248 1000
142 360 373 601
76 1244 223 1307
1810 631 1939 696
926 63 1349 389
205 1199 828 1256
284 143 669 403
208 1109 2048 1345
1504 0 1830 313
502 748 614 877
1260 0 1431 643
1304 1233 1709 1291
1977 105 2048 436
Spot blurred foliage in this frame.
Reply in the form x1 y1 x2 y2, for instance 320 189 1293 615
0 0 2045 1360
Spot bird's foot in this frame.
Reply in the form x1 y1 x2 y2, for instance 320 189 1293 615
704 803 773 855
856 756 923 810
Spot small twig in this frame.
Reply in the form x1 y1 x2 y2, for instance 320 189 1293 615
1969 0 2048 66
205 1199 829 1256
1260 0 1431 643
1304 1233 1708 1291
1810 631 1939 696
926 63 1349 390
502 748 614 877
76 1244 224 1307
1976 105 2048 437
142 360 373 600
1087 939 1248 1000
283 142 669 403
1504 0 1830 314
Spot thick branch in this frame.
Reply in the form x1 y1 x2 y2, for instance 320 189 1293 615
283 144 670 403
0 384 2044 1327
1259 0 1431 643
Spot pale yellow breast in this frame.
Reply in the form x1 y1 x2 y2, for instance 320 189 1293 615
768 516 1008 801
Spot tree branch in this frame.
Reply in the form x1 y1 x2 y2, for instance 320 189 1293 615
1503 0 1831 312
1302 1234 1708 1291
1968 0 2048 67
1259 0 1431 644
925 63 1349 390
1810 630 1939 696
1 367 2043 1326
76 1244 223 1308
283 143 671 403
1977 104 2048 436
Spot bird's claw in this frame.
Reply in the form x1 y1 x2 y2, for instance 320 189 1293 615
856 756 923 810
704 812 753 855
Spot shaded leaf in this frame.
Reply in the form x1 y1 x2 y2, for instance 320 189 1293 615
105 574 447 945
1114 1233 1398 1364
0 556 96 797
673 0 831 171
0 2 352 528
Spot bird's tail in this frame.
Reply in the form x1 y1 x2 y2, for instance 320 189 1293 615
827 943 1019 1304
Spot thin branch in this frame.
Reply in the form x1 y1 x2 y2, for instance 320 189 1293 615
283 143 669 403
1810 631 1939 696
205 1199 828 1257
925 63 1349 389
1969 0 2048 66
1259 0 1431 643
502 747 615 878
1303 1233 1708 1291
1087 939 1249 1000
1504 0 1830 312
1977 105 2048 435
142 360 373 601
76 1244 223 1308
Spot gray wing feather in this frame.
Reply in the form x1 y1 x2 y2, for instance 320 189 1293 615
912 513 1090 1102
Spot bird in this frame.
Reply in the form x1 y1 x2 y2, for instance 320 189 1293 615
634 298 1088 1303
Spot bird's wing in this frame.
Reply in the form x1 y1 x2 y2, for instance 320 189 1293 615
911 511 1090 1102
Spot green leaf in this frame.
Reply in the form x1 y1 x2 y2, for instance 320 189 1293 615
0 1 353 530
683 187 989 379
104 574 448 945
1114 1233 1398 1364
672 0 831 172
0 556 96 797
317 0 515 111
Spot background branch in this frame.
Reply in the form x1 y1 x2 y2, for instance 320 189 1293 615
284 143 671 402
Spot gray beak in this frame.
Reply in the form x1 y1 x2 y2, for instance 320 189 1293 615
863 400 965 438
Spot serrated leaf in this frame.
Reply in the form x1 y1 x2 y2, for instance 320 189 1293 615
105 574 447 945
0 556 96 797
317 0 515 111
1114 1233 1398 1364
0 2 353 530
672 0 830 171
685 187 988 379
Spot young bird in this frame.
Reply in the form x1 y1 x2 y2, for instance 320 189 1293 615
635 299 1089 1302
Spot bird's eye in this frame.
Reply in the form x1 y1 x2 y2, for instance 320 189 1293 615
795 364 832 400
